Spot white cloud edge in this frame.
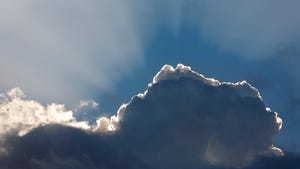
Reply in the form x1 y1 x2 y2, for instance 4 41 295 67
142 64 263 100
0 64 280 138
0 88 120 136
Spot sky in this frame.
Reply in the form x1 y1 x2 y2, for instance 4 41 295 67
1 1 300 169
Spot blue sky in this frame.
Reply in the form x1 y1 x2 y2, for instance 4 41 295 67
1 1 300 168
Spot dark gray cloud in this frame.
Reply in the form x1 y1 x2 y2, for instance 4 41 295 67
201 153 300 169
240 47 300 152
0 125 147 169
115 64 282 168
0 64 288 169
2 125 298 169
244 153 300 169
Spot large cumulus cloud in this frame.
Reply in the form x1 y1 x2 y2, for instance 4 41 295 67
115 64 282 168
0 64 289 169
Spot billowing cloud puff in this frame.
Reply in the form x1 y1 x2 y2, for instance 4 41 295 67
116 64 282 168
0 88 115 137
0 88 76 136
0 64 286 169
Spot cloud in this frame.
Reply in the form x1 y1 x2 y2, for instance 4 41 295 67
115 64 282 168
73 100 99 121
0 125 147 169
243 153 300 169
77 100 98 109
0 64 285 168
1 125 299 169
0 87 120 138
0 87 76 136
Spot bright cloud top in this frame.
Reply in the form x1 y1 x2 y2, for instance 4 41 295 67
0 64 283 168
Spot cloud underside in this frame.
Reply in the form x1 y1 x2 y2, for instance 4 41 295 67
0 64 285 169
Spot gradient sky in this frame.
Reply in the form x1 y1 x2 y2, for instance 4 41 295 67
1 1 300 169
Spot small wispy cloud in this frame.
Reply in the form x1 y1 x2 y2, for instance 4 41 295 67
78 100 98 109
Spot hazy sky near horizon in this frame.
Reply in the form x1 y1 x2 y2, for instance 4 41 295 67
1 1 300 168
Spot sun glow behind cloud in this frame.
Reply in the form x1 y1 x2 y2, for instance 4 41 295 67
1 1 300 105
0 0 143 104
